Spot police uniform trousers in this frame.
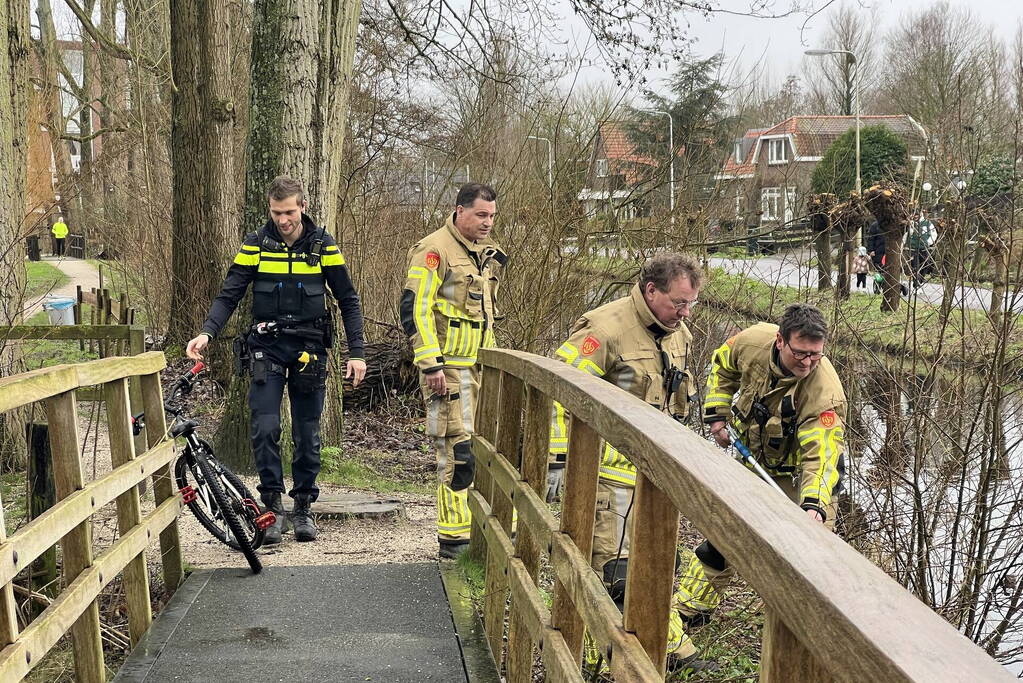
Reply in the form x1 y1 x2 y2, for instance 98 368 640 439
248 333 326 502
422 366 479 543
674 473 838 619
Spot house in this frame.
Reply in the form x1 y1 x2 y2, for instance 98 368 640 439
578 120 663 220
716 115 928 229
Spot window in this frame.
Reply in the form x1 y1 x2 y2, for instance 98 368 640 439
595 158 609 177
768 138 787 164
733 142 743 163
761 187 781 221
784 187 797 223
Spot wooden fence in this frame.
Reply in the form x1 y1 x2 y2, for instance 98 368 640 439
0 352 184 682
468 348 1013 682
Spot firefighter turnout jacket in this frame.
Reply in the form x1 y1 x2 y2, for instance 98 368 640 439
200 214 365 359
703 322 846 518
549 284 698 488
400 213 506 369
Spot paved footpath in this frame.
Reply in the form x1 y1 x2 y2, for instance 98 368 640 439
23 255 101 321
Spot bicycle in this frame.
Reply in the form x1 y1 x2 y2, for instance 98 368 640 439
132 362 275 574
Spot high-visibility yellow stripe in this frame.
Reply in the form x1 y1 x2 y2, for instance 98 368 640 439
234 252 259 266
324 245 340 252
257 261 289 274
321 253 345 266
290 262 323 275
240 244 259 252
799 424 844 506
408 266 441 358
556 342 579 364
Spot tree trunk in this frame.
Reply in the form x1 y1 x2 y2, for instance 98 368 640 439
167 0 236 347
0 0 32 468
216 0 364 470
836 224 852 300
77 0 98 234
808 194 834 293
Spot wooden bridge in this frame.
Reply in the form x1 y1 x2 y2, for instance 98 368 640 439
0 349 1012 681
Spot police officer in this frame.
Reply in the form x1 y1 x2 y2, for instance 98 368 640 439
186 176 366 544
51 217 68 257
674 303 846 635
548 252 717 674
400 183 506 560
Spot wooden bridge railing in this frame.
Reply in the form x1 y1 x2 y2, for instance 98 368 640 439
0 352 184 682
468 348 1012 682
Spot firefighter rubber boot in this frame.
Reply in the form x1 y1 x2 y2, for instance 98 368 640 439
292 495 318 542
261 492 289 545
667 652 721 675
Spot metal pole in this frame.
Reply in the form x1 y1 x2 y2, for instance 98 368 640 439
854 56 862 244
640 110 675 227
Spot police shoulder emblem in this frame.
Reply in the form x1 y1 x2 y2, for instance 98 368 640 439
819 410 837 428
581 336 601 356
425 251 441 269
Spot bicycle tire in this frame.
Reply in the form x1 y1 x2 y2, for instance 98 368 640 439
179 447 263 574
175 452 267 551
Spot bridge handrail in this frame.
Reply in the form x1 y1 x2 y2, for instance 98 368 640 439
0 352 185 682
469 348 1011 682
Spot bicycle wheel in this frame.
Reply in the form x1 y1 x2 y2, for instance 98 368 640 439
175 445 263 573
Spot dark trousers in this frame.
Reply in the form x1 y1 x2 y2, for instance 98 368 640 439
54 238 65 257
855 272 867 288
248 335 327 502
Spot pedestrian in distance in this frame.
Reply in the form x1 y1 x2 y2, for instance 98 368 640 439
853 246 871 290
675 304 848 648
400 183 506 561
547 252 718 675
51 216 68 257
186 176 367 544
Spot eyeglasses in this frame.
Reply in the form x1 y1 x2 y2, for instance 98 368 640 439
785 342 824 362
668 297 698 311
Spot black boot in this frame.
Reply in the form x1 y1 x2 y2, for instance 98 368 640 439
438 539 469 560
292 495 317 542
261 492 289 545
667 652 721 675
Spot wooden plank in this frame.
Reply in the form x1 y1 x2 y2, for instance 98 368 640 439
104 378 153 647
0 497 180 682
0 440 175 588
548 531 662 681
507 556 546 643
45 391 105 683
127 327 147 460
506 386 551 683
468 364 502 562
483 371 524 670
540 626 586 683
141 372 184 591
0 472 18 650
623 473 679 676
760 607 837 683
479 349 1013 683
551 419 600 665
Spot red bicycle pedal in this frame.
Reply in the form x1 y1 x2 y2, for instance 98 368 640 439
179 485 198 504
255 512 276 531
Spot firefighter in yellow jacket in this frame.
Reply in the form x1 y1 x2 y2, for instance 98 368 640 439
401 184 506 559
674 303 847 634
548 252 717 674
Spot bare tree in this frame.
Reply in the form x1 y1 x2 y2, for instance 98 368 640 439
802 3 878 116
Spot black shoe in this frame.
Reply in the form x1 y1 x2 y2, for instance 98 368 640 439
292 495 317 542
439 540 469 560
678 611 712 629
667 653 720 675
260 492 289 545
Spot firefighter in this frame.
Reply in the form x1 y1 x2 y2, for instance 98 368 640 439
401 183 506 560
674 303 846 634
548 252 717 674
185 176 366 544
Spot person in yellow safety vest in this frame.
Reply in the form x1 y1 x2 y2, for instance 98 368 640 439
51 217 68 257
547 252 719 676
401 183 507 560
674 303 847 638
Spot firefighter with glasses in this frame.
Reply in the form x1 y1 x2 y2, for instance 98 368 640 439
401 183 506 560
674 303 847 639
548 252 717 674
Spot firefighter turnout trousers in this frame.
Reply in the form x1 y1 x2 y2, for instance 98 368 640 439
674 474 838 620
248 334 328 502
422 366 479 542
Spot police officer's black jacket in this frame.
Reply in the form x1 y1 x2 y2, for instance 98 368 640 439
201 214 365 359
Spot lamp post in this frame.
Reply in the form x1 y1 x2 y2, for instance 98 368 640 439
640 109 675 225
526 135 553 188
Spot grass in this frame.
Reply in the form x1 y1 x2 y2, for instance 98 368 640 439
318 446 432 495
18 310 99 370
25 260 69 299
1 470 27 537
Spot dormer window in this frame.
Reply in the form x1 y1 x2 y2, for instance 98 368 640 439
596 158 609 177
733 142 743 163
768 139 787 164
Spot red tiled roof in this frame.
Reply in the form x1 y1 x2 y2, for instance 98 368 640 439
721 128 766 177
597 121 657 184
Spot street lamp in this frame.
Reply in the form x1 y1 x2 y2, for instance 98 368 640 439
805 48 860 197
526 135 553 188
640 109 675 225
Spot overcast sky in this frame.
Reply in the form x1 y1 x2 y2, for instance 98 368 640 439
559 0 1023 95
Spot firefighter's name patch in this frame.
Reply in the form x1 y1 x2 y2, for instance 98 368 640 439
820 410 837 428
425 252 441 269
581 336 601 356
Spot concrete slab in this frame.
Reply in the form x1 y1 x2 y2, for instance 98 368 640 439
282 492 406 520
113 564 469 682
